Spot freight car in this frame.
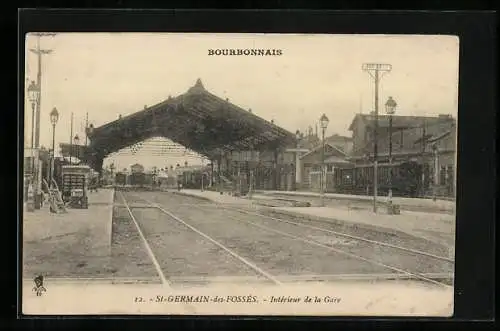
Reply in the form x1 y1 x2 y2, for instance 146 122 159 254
333 161 425 197
177 168 212 189
178 169 202 189
129 172 146 187
115 172 127 186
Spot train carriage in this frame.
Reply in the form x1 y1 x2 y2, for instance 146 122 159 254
115 172 127 186
129 172 146 187
334 161 424 197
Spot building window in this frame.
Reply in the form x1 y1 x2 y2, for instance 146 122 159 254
327 165 333 172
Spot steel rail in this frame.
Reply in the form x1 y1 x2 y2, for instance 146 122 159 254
215 209 452 288
219 205 454 263
119 191 171 287
126 193 282 286
179 201 452 288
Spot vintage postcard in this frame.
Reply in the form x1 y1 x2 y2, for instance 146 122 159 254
22 33 458 316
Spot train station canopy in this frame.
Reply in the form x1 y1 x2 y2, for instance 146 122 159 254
83 79 296 161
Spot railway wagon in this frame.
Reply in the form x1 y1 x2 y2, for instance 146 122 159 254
115 172 127 186
333 161 424 197
178 170 203 189
160 176 177 189
129 172 146 187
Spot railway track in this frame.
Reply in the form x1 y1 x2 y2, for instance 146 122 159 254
118 191 280 287
218 205 454 263
185 204 453 288
121 191 453 288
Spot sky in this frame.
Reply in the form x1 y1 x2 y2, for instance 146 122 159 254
23 33 459 170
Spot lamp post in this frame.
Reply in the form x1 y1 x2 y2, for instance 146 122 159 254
85 123 95 165
200 157 205 192
295 130 301 191
49 107 59 188
110 163 115 186
432 143 439 201
319 114 329 207
27 81 41 208
27 81 39 156
364 153 371 195
73 134 80 164
385 96 397 207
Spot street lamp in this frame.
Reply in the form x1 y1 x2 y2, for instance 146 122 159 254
73 134 80 164
85 123 95 145
319 113 329 206
200 157 205 192
295 130 301 191
27 81 40 207
432 143 439 202
385 96 397 206
49 107 59 188
110 163 115 186
28 81 40 152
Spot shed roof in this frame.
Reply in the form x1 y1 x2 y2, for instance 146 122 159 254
86 79 296 160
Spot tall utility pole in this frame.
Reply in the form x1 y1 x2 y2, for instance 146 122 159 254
420 119 427 197
70 112 74 164
362 63 392 213
29 33 55 148
85 112 89 146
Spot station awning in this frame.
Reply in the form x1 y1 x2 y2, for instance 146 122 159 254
86 79 297 160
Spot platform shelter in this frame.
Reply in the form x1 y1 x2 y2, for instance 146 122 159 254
60 79 299 192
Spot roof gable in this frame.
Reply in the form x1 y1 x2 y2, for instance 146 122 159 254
348 113 452 131
300 142 347 160
348 114 366 131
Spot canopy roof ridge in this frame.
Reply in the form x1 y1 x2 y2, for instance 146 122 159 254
200 87 295 138
188 78 206 94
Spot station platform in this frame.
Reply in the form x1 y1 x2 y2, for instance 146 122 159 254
255 190 455 214
177 189 455 256
172 189 254 207
23 189 115 279
272 207 455 256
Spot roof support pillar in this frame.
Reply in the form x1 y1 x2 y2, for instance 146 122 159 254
295 150 302 188
273 149 279 190
218 150 222 194
93 157 104 178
